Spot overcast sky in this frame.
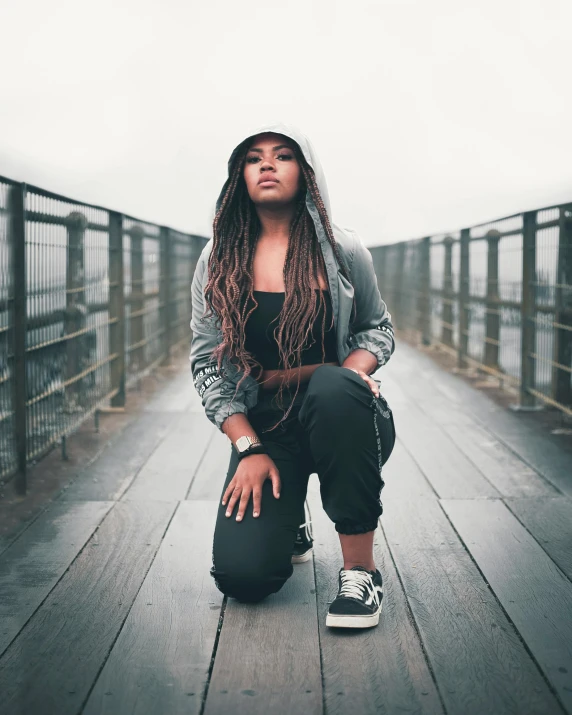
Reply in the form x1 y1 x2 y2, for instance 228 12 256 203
0 0 570 246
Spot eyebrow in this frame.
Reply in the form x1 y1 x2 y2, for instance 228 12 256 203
246 144 293 153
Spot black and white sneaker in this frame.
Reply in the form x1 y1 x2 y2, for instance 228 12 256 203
291 501 314 564
326 566 383 628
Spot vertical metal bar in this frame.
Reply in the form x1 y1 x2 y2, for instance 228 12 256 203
442 236 454 347
187 236 199 351
458 228 470 367
404 244 414 331
109 211 125 407
417 236 431 345
130 225 144 373
159 226 172 364
10 182 27 495
190 235 200 323
65 211 87 411
394 242 406 329
552 207 572 406
485 229 501 368
390 246 399 329
520 211 537 407
371 245 389 331
369 246 382 285
186 235 205 350
377 245 389 302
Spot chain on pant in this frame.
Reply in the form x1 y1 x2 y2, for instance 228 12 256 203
211 364 396 603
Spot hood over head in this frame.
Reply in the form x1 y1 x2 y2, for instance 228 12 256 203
215 122 338 244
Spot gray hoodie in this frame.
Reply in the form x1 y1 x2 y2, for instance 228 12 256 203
189 123 395 431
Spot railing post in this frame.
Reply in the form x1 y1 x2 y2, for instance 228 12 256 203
417 236 431 345
109 212 125 407
377 245 389 304
394 242 406 329
189 237 197 339
188 236 203 345
442 236 454 347
9 182 27 495
403 244 414 331
189 235 201 283
130 225 145 373
552 207 572 407
159 226 172 364
384 247 395 325
520 211 537 408
485 229 501 369
65 211 88 410
458 228 470 367
369 246 381 284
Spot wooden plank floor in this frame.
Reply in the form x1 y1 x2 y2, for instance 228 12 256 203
1 343 571 715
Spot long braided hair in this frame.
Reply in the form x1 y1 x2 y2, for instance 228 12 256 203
203 138 356 431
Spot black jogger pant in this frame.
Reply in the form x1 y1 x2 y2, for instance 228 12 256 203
210 364 396 603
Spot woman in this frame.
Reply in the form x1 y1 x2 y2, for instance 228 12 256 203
190 123 396 628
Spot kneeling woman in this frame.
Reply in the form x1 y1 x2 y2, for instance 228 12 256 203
190 123 396 629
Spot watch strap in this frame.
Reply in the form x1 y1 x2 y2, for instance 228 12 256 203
236 443 267 461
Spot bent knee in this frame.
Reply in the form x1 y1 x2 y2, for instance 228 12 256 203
307 363 340 386
210 565 292 603
302 365 357 413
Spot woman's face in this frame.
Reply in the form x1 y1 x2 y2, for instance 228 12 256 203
243 132 302 207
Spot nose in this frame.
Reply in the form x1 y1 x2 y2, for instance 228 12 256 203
260 158 275 172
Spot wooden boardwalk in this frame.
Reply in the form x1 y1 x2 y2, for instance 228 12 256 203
1 341 572 715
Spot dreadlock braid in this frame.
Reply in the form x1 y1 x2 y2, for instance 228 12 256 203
203 140 357 432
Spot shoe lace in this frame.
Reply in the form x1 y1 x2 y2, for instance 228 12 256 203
296 520 312 543
338 569 373 601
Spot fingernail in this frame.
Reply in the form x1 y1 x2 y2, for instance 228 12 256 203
253 512 259 517
277 493 281 498
225 511 230 517
221 501 226 506
236 515 242 521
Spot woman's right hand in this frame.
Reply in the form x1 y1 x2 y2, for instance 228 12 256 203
222 453 281 522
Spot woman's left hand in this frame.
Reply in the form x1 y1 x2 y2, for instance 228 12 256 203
343 366 380 397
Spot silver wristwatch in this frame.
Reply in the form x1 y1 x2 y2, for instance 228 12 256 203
235 435 262 454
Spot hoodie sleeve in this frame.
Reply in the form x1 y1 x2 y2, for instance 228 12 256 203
346 229 395 371
189 245 259 431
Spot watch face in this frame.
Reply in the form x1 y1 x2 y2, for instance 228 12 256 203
236 436 251 452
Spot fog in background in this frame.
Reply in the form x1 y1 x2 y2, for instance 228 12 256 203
0 0 570 247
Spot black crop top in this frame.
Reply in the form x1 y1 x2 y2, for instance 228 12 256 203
243 289 338 370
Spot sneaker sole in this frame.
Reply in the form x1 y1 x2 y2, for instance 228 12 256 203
291 548 313 564
326 602 383 629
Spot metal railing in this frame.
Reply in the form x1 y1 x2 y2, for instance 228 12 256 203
370 201 572 417
0 176 208 494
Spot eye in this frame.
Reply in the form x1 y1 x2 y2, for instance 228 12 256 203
245 153 294 164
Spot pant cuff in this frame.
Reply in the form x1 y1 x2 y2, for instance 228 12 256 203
335 516 381 535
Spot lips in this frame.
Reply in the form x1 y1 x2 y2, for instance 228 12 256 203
258 176 279 185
